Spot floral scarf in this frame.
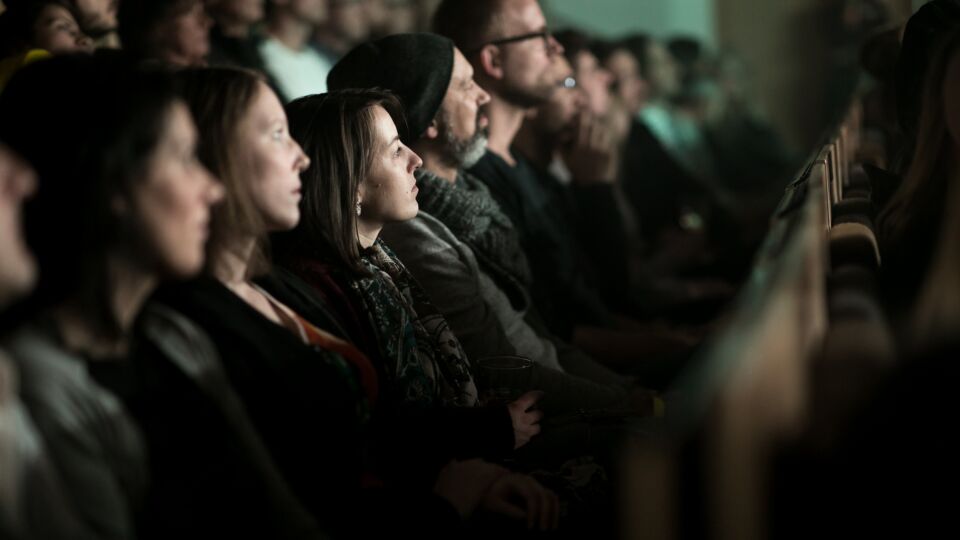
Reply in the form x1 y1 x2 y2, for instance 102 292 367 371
350 240 478 408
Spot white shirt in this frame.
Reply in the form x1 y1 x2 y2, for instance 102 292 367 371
258 37 333 102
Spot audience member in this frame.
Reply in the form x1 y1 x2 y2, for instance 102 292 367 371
259 0 335 101
118 0 212 66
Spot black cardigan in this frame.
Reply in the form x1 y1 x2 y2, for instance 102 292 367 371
154 272 463 538
261 266 515 488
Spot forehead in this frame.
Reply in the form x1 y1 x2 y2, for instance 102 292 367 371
248 82 285 120
451 47 473 79
574 50 598 73
38 4 76 23
647 42 670 62
500 0 546 34
607 49 638 73
166 101 196 139
370 104 399 142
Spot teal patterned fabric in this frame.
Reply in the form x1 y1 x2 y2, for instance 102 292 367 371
350 240 479 408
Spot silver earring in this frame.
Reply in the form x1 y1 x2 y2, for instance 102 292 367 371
356 202 362 217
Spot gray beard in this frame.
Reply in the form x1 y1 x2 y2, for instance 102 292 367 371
437 116 489 169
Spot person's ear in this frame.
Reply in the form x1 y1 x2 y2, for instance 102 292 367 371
478 46 504 81
423 119 440 140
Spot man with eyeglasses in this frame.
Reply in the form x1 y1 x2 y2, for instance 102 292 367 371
435 0 697 384
328 32 636 413
512 54 632 310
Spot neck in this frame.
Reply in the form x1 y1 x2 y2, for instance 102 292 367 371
357 220 381 249
267 12 313 51
513 122 555 170
413 144 458 184
484 95 527 166
212 237 257 286
53 255 156 358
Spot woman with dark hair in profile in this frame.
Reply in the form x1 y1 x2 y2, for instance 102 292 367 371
276 89 552 455
877 29 960 332
160 70 558 536
0 55 226 538
799 49 960 532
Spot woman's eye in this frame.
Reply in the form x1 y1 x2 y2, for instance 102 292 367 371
394 146 402 158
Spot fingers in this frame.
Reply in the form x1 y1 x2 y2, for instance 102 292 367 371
523 479 541 530
485 475 560 531
512 390 545 411
486 495 528 520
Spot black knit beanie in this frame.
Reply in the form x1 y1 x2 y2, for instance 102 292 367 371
327 32 455 144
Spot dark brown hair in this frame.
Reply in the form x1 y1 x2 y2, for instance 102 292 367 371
0 55 179 337
432 0 505 53
175 67 271 277
277 89 406 275
878 30 960 264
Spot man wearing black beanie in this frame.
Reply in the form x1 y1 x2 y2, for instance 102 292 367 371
328 32 636 413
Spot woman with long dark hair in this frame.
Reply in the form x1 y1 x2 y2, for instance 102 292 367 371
877 29 960 329
162 69 558 536
0 55 223 537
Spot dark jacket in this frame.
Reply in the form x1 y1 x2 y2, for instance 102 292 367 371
154 271 462 538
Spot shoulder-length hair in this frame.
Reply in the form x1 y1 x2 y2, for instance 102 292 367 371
909 30 960 347
0 54 179 337
877 29 960 262
175 67 271 277
276 88 406 276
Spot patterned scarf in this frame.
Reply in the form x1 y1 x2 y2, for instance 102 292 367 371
350 240 478 408
414 168 532 311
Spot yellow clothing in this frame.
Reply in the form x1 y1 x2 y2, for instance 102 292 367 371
0 49 51 93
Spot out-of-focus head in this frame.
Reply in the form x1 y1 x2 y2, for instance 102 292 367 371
326 0 371 44
896 0 960 135
118 0 213 66
598 42 648 114
0 0 94 57
879 29 960 318
909 30 960 347
644 39 680 100
281 89 415 273
380 0 417 36
69 0 119 36
528 54 585 144
555 28 612 116
0 144 37 309
267 0 329 25
0 55 222 325
434 0 563 108
205 0 265 27
176 67 309 276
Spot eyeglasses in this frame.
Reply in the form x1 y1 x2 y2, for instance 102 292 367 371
467 30 556 55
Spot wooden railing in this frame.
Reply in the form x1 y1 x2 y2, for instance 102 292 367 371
622 102 886 540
